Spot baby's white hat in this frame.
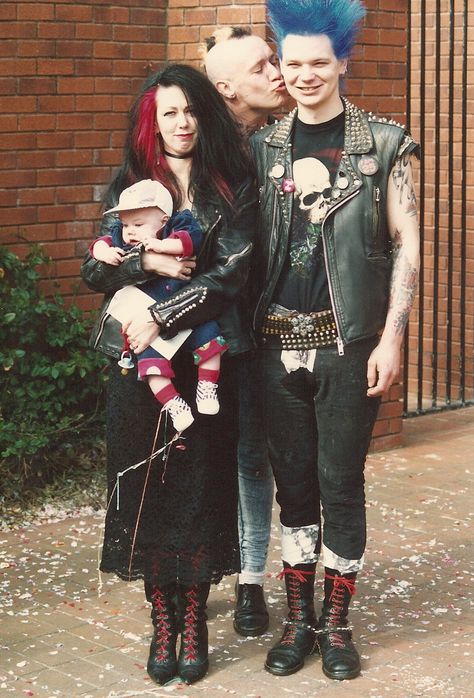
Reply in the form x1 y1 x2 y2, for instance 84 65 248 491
104 179 173 217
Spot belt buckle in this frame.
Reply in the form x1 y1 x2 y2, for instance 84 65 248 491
290 313 315 337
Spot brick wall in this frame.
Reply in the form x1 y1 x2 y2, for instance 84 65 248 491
167 0 267 64
1 0 413 450
1 0 167 308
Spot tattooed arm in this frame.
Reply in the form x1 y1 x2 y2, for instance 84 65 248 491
367 153 420 397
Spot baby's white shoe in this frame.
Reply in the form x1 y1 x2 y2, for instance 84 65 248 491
164 396 194 432
196 380 220 415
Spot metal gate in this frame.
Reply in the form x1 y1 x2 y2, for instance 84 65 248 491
404 0 472 416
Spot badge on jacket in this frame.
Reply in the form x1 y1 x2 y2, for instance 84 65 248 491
358 155 379 176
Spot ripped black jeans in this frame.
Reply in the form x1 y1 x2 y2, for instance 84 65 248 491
260 337 381 566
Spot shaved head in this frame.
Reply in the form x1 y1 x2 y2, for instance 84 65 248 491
205 35 266 84
203 33 288 132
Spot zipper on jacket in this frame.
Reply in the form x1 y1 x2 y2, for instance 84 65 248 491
321 188 361 355
373 186 380 241
267 192 279 277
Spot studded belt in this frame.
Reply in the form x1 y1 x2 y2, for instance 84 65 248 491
261 308 338 350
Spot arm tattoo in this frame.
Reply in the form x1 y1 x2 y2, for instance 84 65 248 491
390 229 418 336
392 154 418 218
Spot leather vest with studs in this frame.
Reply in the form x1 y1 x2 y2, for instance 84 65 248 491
250 99 419 349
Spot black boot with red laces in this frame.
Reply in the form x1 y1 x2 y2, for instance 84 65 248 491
147 584 178 685
177 583 210 684
317 569 361 680
265 562 318 676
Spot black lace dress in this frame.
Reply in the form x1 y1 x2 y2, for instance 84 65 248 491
100 350 240 587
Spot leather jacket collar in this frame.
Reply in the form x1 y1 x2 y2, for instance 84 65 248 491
263 98 374 154
262 99 377 228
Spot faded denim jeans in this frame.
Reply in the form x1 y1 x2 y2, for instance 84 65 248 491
237 352 274 584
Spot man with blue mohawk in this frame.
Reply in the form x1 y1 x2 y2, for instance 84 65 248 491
251 0 420 681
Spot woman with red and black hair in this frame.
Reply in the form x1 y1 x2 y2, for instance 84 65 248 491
81 64 256 685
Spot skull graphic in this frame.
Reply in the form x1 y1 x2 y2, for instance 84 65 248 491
293 157 332 224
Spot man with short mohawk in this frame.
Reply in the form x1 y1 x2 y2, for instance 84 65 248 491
203 26 288 135
250 0 420 681
202 26 288 639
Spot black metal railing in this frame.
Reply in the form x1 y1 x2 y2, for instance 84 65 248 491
404 0 472 416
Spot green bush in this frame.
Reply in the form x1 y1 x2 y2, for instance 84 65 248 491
0 245 108 501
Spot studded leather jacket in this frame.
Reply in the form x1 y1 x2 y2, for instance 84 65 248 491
81 177 257 358
250 99 419 352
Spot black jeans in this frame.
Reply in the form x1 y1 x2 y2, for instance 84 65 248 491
260 337 380 563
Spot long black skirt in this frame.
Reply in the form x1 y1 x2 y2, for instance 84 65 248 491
100 351 240 587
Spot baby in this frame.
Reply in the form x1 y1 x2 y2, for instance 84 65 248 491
92 179 228 432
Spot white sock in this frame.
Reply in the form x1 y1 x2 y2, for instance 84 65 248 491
238 570 266 586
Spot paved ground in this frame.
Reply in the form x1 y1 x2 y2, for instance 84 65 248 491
1 407 473 698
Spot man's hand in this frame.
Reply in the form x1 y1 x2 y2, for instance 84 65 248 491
123 313 160 355
366 338 401 397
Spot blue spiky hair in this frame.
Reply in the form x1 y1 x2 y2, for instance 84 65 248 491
267 0 366 59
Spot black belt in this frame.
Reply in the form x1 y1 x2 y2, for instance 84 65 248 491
261 308 338 350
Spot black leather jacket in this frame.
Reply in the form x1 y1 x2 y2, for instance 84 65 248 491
250 99 419 351
81 177 257 358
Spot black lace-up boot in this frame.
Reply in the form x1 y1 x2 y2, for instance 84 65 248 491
147 584 178 685
264 562 317 676
177 583 210 684
234 582 269 636
317 569 361 680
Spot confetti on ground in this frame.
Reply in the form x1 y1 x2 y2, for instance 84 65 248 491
0 408 473 697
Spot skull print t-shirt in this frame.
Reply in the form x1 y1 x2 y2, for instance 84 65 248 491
272 110 344 313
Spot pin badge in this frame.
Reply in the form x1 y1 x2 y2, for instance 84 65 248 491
358 155 379 176
336 174 349 190
270 164 285 179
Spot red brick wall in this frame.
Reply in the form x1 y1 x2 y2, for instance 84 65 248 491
342 0 407 120
1 0 167 308
167 0 267 63
1 0 411 450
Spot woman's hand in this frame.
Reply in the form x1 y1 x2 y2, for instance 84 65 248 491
142 251 196 280
123 312 160 354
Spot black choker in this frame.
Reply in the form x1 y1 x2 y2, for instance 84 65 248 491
163 150 192 160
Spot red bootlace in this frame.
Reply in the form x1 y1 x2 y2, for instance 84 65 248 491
182 587 199 661
324 574 356 648
277 567 314 584
277 567 314 646
151 588 173 661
